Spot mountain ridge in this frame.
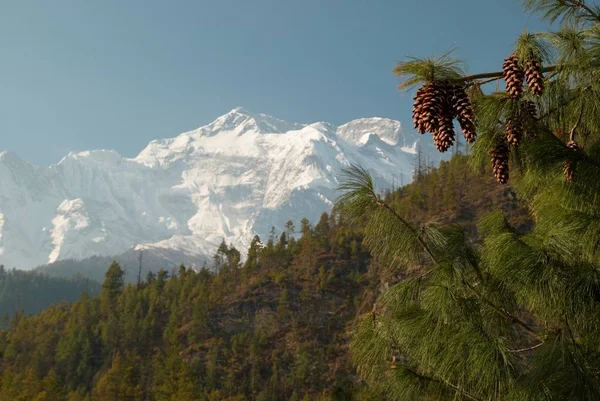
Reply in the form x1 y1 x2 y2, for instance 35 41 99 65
0 108 442 270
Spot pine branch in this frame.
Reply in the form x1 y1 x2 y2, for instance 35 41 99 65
569 101 585 141
509 342 545 353
375 200 438 265
402 366 484 401
539 104 565 121
337 165 438 268
539 81 590 120
576 1 600 23
465 76 505 88
522 0 600 24
416 268 435 280
456 64 558 83
564 314 580 349
464 282 540 338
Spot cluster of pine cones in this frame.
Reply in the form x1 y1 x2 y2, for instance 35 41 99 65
503 54 544 99
412 82 476 152
409 53 582 184
488 53 546 184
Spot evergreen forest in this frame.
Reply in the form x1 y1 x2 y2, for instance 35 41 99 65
3 0 600 399
0 155 516 400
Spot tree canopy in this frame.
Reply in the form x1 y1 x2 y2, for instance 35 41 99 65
337 1 600 400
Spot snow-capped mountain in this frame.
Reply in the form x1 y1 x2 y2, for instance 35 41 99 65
0 107 442 270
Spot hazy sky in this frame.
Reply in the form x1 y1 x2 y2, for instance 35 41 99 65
1 1 549 165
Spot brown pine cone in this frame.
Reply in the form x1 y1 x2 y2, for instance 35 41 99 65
490 142 510 184
432 85 456 152
412 86 426 132
525 59 544 96
459 118 477 144
433 113 455 152
563 140 580 181
412 82 445 134
505 118 523 146
450 85 477 143
503 54 525 99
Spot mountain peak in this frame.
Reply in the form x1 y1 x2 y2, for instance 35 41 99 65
0 151 14 162
336 117 403 146
0 150 22 162
56 150 123 168
0 108 443 270
229 106 251 115
197 108 304 136
0 151 37 172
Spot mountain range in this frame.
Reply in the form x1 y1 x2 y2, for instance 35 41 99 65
0 107 442 270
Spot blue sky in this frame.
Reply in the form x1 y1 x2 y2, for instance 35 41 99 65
1 1 549 165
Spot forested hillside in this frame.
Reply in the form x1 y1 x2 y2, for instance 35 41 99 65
37 252 187 284
0 268 100 321
0 216 375 401
387 154 530 232
0 155 528 400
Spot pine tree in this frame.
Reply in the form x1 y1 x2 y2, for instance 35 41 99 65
145 271 156 284
205 343 221 391
225 246 241 272
277 288 292 322
100 262 124 315
243 235 262 271
285 220 295 236
337 2 600 399
17 369 41 401
94 353 143 401
187 283 209 345
99 262 125 359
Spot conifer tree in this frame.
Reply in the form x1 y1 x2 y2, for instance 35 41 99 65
225 246 241 272
213 240 229 273
244 235 262 271
145 271 156 285
100 262 124 315
285 220 295 236
337 1 600 399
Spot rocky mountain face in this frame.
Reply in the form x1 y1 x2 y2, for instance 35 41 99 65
0 107 441 270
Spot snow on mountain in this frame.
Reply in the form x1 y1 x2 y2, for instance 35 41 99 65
0 108 442 270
